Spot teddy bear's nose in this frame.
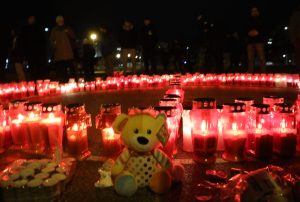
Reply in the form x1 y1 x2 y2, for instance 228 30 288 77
137 136 149 145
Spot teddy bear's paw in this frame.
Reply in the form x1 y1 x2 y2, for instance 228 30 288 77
149 170 172 194
114 174 138 197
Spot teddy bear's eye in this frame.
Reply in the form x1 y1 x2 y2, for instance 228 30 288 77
147 129 152 134
134 128 139 134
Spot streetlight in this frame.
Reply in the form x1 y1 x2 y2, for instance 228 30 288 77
90 33 98 43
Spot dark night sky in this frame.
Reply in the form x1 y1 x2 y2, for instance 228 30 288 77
4 0 299 41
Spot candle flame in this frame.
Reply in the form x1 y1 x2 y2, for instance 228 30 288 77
29 112 35 119
103 127 115 140
48 113 54 119
201 120 207 132
18 114 24 121
72 123 79 131
257 123 262 130
280 119 287 133
232 122 237 131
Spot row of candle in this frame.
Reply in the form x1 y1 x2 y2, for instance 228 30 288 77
1 73 299 102
181 95 300 163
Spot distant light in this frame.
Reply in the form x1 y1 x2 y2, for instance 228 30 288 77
183 61 187 65
186 46 189 50
48 59 51 63
268 38 272 42
117 47 121 51
116 53 121 59
44 27 49 32
204 21 208 25
289 60 292 63
266 61 274 66
135 56 138 59
90 33 97 41
139 56 142 59
6 59 8 64
282 54 286 58
267 41 272 45
127 53 131 58
26 64 29 69
5 58 8 69
284 26 288 30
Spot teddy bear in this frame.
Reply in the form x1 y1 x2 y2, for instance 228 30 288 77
111 111 184 196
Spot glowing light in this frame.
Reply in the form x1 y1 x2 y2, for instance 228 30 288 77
90 33 97 41
116 53 121 59
44 27 49 32
284 26 288 30
127 53 131 58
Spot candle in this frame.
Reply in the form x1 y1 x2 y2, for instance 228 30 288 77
192 120 218 163
247 124 273 158
0 125 5 153
67 123 90 159
273 119 297 157
10 114 29 149
25 112 44 152
101 127 122 158
182 108 193 152
222 122 247 162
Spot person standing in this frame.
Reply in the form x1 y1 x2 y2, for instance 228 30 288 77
99 24 118 77
50 15 77 82
82 38 96 80
19 15 47 81
245 7 266 73
289 4 300 68
118 19 138 75
141 17 158 75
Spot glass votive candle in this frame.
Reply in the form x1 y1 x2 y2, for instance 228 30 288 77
235 97 254 112
222 103 248 162
96 103 121 129
40 103 64 155
101 127 122 158
182 102 193 152
247 104 273 158
263 95 284 112
272 103 297 157
9 100 29 149
24 102 44 153
166 82 184 103
190 98 218 163
65 103 91 160
154 106 178 157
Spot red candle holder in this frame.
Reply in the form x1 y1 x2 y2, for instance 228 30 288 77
101 127 122 158
182 102 193 152
154 106 178 157
273 103 297 157
65 103 91 160
95 103 121 129
235 97 254 112
9 100 29 149
222 103 247 162
263 95 284 112
24 102 44 153
40 103 64 155
190 98 218 163
247 104 273 158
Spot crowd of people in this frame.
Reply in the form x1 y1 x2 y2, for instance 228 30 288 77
0 5 299 83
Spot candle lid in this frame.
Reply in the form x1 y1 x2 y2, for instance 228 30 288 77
274 103 294 113
42 103 62 113
65 103 86 114
263 95 284 102
9 100 28 109
235 97 254 102
183 101 192 110
154 106 177 117
164 94 181 99
192 98 216 109
223 103 246 113
24 102 42 112
100 103 121 113
250 104 270 114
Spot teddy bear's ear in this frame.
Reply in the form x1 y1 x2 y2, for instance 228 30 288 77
112 113 129 134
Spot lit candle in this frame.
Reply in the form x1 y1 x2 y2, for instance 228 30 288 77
0 124 5 153
192 120 218 163
67 123 90 159
101 127 122 158
182 108 193 152
25 111 44 152
273 118 297 157
247 123 273 158
10 114 29 149
222 122 247 162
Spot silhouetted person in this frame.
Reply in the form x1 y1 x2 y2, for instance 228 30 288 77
99 24 118 77
245 7 266 73
289 4 300 68
119 19 138 75
81 38 95 80
19 15 47 81
50 15 77 82
205 21 225 73
0 24 11 82
141 17 158 75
